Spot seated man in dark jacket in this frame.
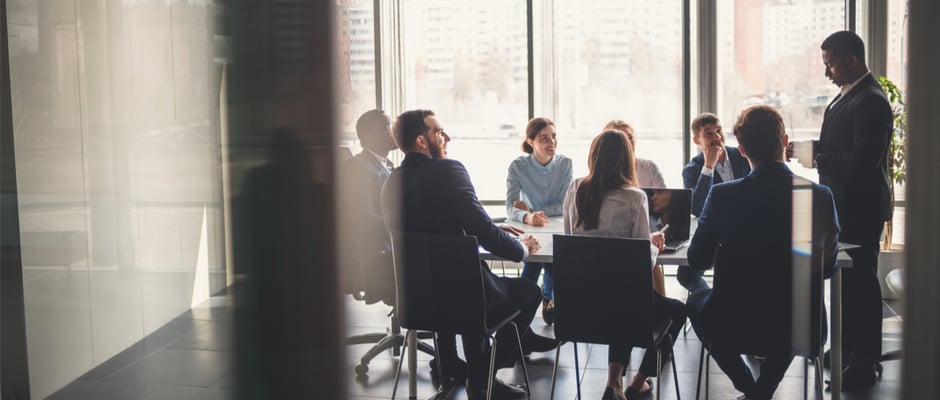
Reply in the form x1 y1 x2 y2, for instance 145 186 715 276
381 109 558 400
686 105 840 400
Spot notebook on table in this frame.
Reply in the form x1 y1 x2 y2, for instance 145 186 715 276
642 188 692 252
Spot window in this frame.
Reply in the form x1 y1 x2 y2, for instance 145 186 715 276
551 0 685 187
335 0 377 142
401 0 528 201
716 0 844 177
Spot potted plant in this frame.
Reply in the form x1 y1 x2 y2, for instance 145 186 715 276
878 76 906 251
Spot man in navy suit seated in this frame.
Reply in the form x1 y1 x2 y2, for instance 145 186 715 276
685 105 840 400
381 109 558 400
679 113 753 292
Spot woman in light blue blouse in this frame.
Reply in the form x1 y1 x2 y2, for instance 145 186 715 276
506 117 573 325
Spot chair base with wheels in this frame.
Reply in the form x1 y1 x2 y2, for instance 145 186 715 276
346 313 435 377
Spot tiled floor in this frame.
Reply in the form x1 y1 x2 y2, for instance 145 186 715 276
51 276 900 400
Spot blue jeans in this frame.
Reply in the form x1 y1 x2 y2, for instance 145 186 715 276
520 262 553 300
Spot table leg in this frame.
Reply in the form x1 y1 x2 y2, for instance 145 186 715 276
831 268 842 400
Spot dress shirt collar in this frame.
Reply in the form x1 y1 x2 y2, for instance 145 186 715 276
366 148 393 171
840 71 870 97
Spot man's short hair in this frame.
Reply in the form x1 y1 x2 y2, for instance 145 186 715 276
691 113 720 137
821 30 865 62
393 109 435 150
732 105 786 164
355 109 387 141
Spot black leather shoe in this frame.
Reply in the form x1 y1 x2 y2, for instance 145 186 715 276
542 298 555 326
429 357 467 383
625 377 653 399
522 332 558 354
841 363 878 391
466 377 526 400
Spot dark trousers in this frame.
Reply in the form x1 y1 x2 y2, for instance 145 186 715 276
608 293 686 377
839 217 884 366
677 265 709 292
686 289 793 400
446 275 541 383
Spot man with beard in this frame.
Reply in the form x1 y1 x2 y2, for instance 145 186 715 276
381 109 558 399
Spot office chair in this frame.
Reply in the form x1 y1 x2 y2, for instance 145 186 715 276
550 234 681 400
389 231 531 400
694 242 826 400
345 235 435 377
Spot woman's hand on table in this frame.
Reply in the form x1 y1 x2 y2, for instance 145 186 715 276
524 210 549 226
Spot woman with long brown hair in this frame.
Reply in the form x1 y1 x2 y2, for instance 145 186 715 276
562 130 686 400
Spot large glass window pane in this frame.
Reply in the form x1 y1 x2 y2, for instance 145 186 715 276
401 0 528 202
336 0 377 146
552 0 685 188
717 0 844 150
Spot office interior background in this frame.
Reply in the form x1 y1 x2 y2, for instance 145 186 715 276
0 0 938 398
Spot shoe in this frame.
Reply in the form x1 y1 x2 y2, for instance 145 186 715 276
624 377 653 399
521 332 558 354
429 357 467 383
466 377 526 400
601 386 623 400
841 363 878 391
542 298 555 326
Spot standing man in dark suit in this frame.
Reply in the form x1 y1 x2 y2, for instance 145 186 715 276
381 109 558 400
810 30 893 390
679 113 751 292
686 105 840 400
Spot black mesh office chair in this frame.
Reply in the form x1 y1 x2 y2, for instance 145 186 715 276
390 231 531 400
694 242 826 400
550 234 681 400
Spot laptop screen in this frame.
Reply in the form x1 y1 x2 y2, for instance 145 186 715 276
641 188 692 243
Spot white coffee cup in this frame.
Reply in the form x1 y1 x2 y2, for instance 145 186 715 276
792 140 815 169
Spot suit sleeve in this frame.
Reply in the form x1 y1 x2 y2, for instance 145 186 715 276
542 157 573 217
688 185 719 271
816 91 893 175
683 157 713 217
450 161 525 261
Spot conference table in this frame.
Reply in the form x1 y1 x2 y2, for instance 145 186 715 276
481 217 853 400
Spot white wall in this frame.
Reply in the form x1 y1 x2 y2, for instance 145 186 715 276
6 0 224 397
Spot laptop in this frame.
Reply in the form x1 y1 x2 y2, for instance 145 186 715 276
642 188 692 252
